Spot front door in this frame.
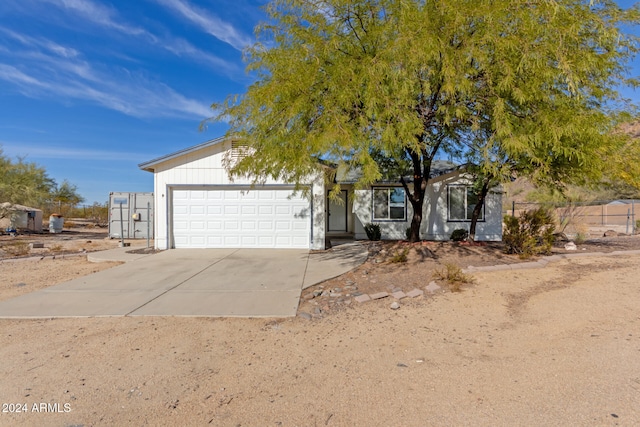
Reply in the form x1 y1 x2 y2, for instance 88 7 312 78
328 190 348 232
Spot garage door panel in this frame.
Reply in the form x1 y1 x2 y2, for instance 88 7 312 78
190 205 205 215
241 205 256 215
207 205 222 215
172 187 310 249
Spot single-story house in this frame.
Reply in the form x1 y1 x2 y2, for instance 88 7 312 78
0 203 44 232
139 137 502 250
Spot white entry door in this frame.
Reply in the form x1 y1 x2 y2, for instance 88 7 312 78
328 190 348 232
171 186 311 248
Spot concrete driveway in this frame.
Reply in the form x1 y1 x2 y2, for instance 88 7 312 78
0 245 367 318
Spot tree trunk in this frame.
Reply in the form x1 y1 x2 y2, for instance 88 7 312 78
408 193 424 242
401 148 430 243
469 179 490 242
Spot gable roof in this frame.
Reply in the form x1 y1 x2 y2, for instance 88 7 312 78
335 160 464 184
138 136 227 172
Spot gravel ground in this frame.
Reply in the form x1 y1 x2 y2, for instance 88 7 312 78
0 234 639 426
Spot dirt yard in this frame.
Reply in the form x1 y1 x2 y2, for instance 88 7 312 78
1 234 639 426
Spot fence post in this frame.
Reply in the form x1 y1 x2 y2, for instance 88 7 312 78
633 200 636 234
512 200 515 217
147 202 150 249
627 208 631 235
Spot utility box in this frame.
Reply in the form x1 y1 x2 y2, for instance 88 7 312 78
108 192 154 239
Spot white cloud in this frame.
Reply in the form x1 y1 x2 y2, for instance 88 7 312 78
154 0 253 50
0 60 213 119
0 27 81 58
18 1 240 73
41 0 153 39
0 141 149 161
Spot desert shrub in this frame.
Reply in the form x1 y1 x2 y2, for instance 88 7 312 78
574 231 588 244
450 228 469 242
434 263 474 292
2 241 30 256
364 223 381 241
503 207 556 258
49 243 63 253
389 248 409 263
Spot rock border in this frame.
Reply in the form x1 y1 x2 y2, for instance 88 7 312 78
463 249 640 274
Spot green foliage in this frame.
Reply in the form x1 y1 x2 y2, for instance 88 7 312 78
434 263 475 292
450 228 469 242
389 248 409 263
208 0 639 242
0 148 55 215
0 148 85 218
364 223 381 241
503 208 556 258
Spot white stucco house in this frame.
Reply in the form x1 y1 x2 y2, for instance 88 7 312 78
139 137 502 250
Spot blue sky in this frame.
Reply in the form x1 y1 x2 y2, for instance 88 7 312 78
0 0 638 204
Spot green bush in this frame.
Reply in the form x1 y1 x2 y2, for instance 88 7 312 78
503 208 556 258
389 248 409 263
434 263 475 292
364 223 381 241
450 228 469 242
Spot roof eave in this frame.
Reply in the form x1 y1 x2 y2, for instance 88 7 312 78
138 136 230 172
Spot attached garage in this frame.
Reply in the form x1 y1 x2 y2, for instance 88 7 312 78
171 186 311 249
139 137 326 251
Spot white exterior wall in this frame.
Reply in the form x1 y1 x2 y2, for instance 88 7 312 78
149 140 325 250
353 174 502 241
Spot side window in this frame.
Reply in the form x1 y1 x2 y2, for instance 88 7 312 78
448 185 484 221
372 187 406 221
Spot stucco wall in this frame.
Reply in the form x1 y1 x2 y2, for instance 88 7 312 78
353 174 503 241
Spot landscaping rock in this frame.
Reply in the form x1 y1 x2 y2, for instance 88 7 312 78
565 242 577 251
297 312 312 320
391 291 406 300
390 301 400 310
603 230 618 237
329 292 342 298
425 282 441 294
406 289 424 298
370 292 389 300
354 294 371 303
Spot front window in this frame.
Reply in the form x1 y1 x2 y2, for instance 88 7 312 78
373 187 406 221
448 186 484 221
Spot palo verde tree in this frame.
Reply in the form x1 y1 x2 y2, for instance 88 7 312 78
0 148 56 219
210 0 638 242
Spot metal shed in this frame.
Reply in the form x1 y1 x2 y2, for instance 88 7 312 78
108 192 154 239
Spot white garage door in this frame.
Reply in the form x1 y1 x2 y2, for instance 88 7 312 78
171 187 311 249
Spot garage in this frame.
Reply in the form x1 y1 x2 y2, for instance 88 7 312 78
171 186 311 249
139 137 325 250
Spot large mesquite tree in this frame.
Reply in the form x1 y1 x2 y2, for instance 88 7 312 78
210 0 638 242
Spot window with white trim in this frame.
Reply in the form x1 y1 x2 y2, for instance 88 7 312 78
373 187 406 221
448 185 484 221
